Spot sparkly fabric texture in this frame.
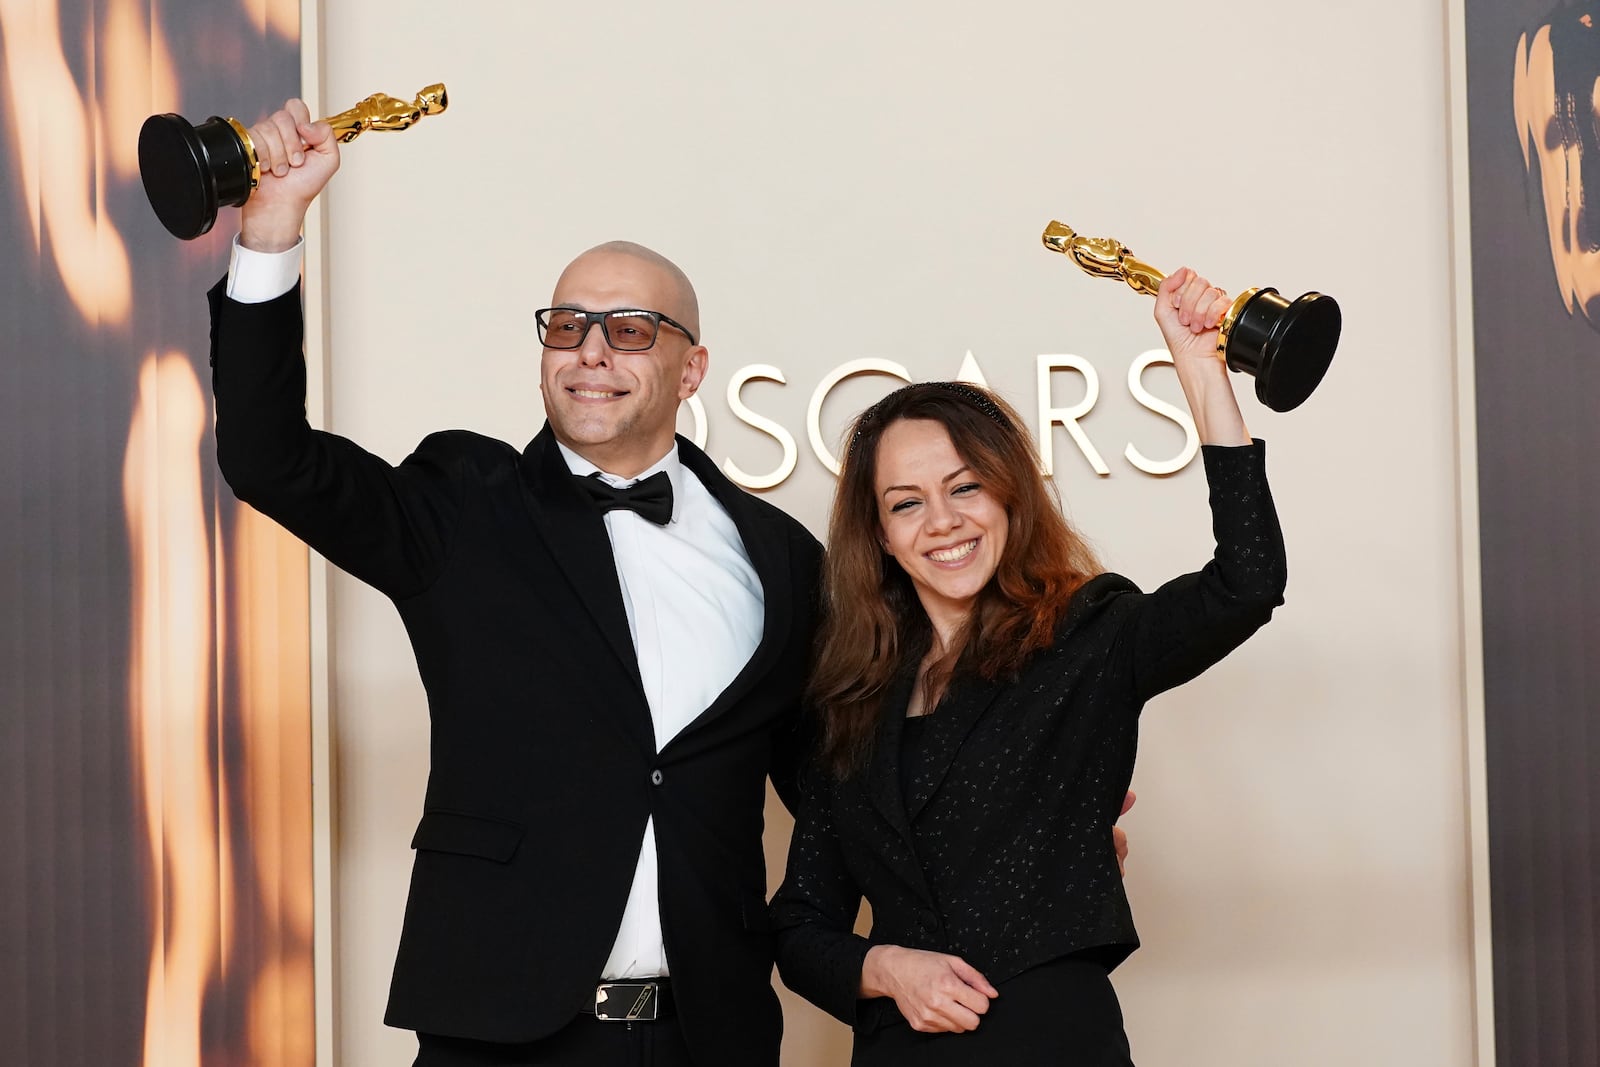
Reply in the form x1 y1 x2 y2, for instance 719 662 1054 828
770 440 1287 1029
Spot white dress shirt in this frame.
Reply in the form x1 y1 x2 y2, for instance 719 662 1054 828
555 443 764 978
227 238 766 979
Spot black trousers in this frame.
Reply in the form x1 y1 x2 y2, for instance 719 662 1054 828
414 1014 694 1067
850 956 1136 1067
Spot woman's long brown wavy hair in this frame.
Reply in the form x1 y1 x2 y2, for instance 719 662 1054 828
810 382 1103 777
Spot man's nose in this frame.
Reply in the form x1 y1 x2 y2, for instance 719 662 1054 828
576 321 613 366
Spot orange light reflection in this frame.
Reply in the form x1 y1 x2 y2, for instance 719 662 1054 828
0 0 132 322
125 354 218 1067
16 3 318 1061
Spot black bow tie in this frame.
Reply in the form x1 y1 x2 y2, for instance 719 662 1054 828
575 470 674 526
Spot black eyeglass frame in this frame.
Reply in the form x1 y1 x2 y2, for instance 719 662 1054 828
534 307 698 351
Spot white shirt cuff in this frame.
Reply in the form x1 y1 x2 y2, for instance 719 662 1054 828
226 236 305 303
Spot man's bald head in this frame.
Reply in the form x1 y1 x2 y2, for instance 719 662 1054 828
561 240 701 341
540 241 709 477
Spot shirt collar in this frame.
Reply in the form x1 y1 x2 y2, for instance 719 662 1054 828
555 439 684 520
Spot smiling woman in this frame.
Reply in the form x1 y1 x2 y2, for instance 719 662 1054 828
773 305 1284 1063
875 418 1014 660
804 381 1105 778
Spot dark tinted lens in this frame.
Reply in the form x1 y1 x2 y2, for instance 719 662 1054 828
540 308 591 349
604 312 659 351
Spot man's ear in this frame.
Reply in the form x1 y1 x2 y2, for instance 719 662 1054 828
678 345 709 399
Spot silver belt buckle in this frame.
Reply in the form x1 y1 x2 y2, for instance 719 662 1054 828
594 981 659 1022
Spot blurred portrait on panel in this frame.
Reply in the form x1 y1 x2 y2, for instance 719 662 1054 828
1514 4 1600 330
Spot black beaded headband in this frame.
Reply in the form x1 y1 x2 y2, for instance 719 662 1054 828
847 381 1011 459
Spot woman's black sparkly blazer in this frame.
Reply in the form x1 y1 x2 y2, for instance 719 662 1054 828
770 441 1288 1029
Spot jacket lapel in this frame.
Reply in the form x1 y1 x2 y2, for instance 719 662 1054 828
903 674 1004 823
901 580 1125 821
866 667 918 849
861 668 940 907
516 426 654 754
667 437 794 742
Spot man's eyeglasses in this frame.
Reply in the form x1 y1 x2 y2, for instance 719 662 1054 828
534 307 697 352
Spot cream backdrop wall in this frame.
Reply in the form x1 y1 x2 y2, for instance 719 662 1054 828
301 1 1474 1063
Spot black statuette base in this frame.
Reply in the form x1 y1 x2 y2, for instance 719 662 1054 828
138 114 255 241
1225 288 1341 413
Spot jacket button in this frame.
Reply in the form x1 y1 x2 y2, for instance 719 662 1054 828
650 769 664 786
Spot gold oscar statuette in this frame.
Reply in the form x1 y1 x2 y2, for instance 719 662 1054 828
1042 220 1340 412
138 84 450 241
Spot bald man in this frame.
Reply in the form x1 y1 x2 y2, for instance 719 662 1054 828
211 100 822 1066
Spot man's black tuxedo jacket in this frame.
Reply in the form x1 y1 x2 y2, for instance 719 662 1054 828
208 280 822 1065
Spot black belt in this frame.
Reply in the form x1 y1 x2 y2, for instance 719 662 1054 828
582 979 674 1022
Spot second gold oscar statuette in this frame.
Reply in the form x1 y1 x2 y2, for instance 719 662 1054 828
1041 220 1340 413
